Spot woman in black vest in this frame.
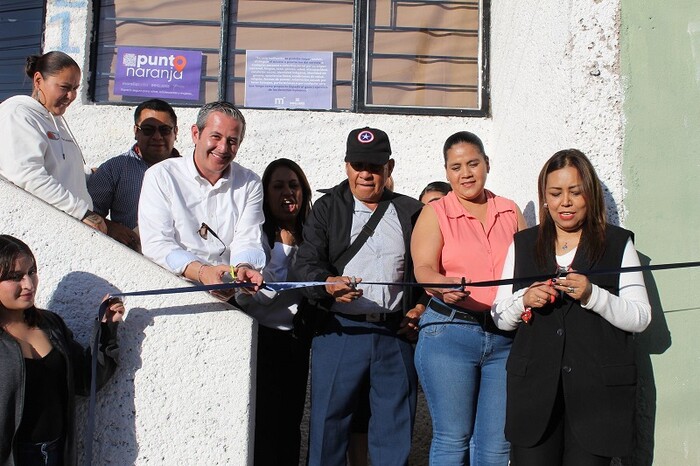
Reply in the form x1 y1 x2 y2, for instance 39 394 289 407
491 149 651 465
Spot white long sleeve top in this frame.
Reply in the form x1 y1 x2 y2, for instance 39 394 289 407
237 241 301 330
491 238 651 333
138 153 266 273
0 95 92 219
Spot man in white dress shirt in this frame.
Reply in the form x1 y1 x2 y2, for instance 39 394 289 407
138 101 264 296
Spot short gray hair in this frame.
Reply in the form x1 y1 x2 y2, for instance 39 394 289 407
195 101 246 142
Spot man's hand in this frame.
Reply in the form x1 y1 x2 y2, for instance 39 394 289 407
397 304 425 342
106 219 140 252
325 276 363 303
205 264 239 300
82 210 108 234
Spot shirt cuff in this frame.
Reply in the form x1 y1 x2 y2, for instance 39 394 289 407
580 284 600 310
231 249 266 271
166 249 202 274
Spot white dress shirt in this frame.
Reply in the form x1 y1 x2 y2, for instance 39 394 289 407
330 198 405 315
491 238 651 332
138 153 265 274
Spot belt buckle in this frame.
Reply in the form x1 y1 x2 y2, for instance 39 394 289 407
366 313 382 322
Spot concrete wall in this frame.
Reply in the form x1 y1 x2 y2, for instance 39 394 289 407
46 0 625 219
8 0 647 464
1 181 257 465
621 2 700 465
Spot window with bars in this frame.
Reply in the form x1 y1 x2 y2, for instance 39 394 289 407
0 0 45 102
91 0 488 116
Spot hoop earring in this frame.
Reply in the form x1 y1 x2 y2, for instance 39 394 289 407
34 88 46 106
543 202 548 208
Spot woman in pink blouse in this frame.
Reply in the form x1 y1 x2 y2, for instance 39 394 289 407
411 131 526 466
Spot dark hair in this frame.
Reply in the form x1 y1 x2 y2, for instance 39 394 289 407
260 159 312 246
418 181 452 202
195 101 246 142
25 51 80 79
134 99 177 125
0 235 41 326
442 131 489 165
535 149 607 267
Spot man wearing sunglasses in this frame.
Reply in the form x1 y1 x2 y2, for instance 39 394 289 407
88 99 180 251
138 101 264 300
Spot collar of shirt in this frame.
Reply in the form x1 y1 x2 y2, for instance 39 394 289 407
443 189 514 219
126 144 148 165
183 151 232 189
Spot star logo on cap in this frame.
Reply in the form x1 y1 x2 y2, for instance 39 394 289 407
358 130 374 144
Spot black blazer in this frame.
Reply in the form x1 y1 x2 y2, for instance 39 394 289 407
506 225 637 457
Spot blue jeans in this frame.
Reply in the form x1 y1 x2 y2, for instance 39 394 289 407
415 301 512 466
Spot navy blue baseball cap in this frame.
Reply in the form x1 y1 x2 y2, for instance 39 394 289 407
345 127 392 164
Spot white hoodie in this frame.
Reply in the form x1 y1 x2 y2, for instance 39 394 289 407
0 95 92 219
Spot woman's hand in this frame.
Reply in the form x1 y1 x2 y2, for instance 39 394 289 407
101 296 125 323
428 277 470 305
523 281 558 309
276 228 297 246
233 265 263 296
552 272 592 305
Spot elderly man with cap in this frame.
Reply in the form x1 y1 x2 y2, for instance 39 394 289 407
294 127 425 466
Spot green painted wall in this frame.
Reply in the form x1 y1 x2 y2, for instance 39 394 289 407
622 1 700 465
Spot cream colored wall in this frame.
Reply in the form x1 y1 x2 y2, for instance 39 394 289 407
1 181 256 465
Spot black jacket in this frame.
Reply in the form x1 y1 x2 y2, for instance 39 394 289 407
293 180 424 314
0 311 119 466
506 225 637 457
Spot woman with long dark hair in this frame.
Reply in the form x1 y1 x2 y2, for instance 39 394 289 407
0 235 123 465
491 149 651 465
237 158 313 466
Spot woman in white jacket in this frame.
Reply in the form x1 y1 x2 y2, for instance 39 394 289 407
0 51 106 233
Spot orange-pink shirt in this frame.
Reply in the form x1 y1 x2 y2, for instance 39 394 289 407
431 190 519 311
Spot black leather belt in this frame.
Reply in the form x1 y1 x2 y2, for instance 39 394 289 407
335 311 402 323
428 299 485 324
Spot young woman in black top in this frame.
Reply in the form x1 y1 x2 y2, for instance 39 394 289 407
0 235 123 465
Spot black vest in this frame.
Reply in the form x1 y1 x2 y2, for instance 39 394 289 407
505 225 637 457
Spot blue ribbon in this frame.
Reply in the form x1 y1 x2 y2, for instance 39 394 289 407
84 259 700 464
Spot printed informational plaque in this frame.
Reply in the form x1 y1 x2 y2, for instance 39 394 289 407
115 47 202 101
245 50 333 110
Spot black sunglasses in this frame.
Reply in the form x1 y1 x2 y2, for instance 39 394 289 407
198 223 226 257
349 162 385 173
136 124 174 137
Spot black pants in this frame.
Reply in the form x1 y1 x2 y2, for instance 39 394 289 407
253 325 311 466
510 384 612 466
15 437 63 466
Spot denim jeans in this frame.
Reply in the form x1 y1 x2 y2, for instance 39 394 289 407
415 301 512 466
